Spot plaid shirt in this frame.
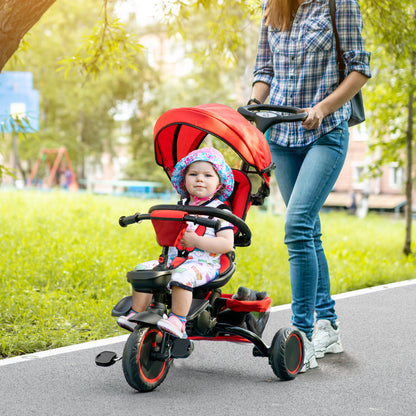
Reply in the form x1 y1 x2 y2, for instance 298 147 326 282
253 0 371 147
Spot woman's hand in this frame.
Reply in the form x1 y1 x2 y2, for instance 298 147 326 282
300 71 370 130
300 106 325 130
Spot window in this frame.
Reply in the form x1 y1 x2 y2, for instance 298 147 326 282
351 162 366 190
389 163 404 189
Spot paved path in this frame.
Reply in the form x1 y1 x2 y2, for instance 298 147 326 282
1 280 415 416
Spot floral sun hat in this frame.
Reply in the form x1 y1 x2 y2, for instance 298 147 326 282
171 147 234 202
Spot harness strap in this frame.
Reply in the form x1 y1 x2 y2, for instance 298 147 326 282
169 224 206 269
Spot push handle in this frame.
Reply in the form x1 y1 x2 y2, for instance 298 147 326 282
238 104 308 133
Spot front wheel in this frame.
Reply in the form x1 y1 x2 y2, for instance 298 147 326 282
122 326 172 392
269 327 303 380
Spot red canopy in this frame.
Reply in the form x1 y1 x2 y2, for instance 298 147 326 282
153 103 272 178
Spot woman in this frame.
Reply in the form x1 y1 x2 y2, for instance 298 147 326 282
249 0 371 372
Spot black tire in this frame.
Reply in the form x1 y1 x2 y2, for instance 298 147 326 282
122 326 172 392
269 327 303 380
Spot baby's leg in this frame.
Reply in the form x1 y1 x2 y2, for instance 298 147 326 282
169 261 218 316
132 260 158 312
132 291 153 313
170 285 192 317
157 261 218 338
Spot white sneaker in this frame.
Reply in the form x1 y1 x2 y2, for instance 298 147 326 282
313 319 343 358
299 330 318 373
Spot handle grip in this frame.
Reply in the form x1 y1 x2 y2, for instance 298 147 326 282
238 104 308 133
119 213 148 227
183 215 221 232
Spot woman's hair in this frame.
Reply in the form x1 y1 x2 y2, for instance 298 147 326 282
264 0 300 31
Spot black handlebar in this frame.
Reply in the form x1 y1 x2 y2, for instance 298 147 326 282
183 215 221 231
119 204 252 247
119 213 143 227
119 212 220 231
238 104 308 133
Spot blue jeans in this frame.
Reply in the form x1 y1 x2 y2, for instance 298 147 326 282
268 122 349 339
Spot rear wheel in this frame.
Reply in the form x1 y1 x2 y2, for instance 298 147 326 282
269 327 303 380
122 326 172 392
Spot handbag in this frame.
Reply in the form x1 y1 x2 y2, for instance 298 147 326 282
329 0 365 127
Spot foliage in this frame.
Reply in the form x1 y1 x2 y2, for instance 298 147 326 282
57 1 144 78
361 0 415 254
161 0 261 69
2 0 261 185
363 0 416 165
1 190 415 358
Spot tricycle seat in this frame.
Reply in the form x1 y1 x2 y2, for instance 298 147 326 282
127 269 172 291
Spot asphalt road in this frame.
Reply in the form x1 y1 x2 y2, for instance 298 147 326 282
1 280 415 416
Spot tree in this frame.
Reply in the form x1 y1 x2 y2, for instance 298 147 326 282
122 2 259 183
0 0 259 73
0 0 57 71
362 0 416 255
4 0 156 182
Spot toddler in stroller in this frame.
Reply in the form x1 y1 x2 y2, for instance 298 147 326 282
117 147 235 339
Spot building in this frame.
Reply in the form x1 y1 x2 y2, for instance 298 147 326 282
324 126 408 215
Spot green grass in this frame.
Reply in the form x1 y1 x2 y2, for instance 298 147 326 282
1 189 415 358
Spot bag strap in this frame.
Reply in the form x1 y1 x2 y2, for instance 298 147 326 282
329 0 346 83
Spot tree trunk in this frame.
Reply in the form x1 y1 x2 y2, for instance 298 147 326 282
0 0 57 71
403 51 415 256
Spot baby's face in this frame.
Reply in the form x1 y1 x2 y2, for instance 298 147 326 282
184 161 220 204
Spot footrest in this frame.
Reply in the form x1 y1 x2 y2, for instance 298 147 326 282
187 298 209 320
220 293 271 313
111 296 132 317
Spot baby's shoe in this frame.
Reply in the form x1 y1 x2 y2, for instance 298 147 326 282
117 310 137 332
157 314 187 338
299 330 318 373
313 319 343 358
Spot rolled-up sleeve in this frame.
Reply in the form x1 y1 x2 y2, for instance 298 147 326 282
338 0 371 78
253 4 274 85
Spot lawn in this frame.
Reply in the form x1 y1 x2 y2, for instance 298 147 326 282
1 189 415 357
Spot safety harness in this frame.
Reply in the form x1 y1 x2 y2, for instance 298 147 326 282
150 201 230 272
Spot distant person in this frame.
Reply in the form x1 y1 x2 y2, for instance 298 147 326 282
248 0 371 371
117 148 235 338
348 192 357 215
61 167 73 189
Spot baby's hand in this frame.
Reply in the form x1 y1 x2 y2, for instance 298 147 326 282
180 229 199 248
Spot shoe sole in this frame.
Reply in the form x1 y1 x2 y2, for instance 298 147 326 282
315 341 343 358
117 320 136 332
300 355 318 373
157 321 186 339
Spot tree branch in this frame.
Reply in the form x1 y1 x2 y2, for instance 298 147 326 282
0 0 57 71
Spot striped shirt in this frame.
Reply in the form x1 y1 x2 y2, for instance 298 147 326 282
253 0 372 147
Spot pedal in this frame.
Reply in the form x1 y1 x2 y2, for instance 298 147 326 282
95 351 121 367
171 339 194 359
